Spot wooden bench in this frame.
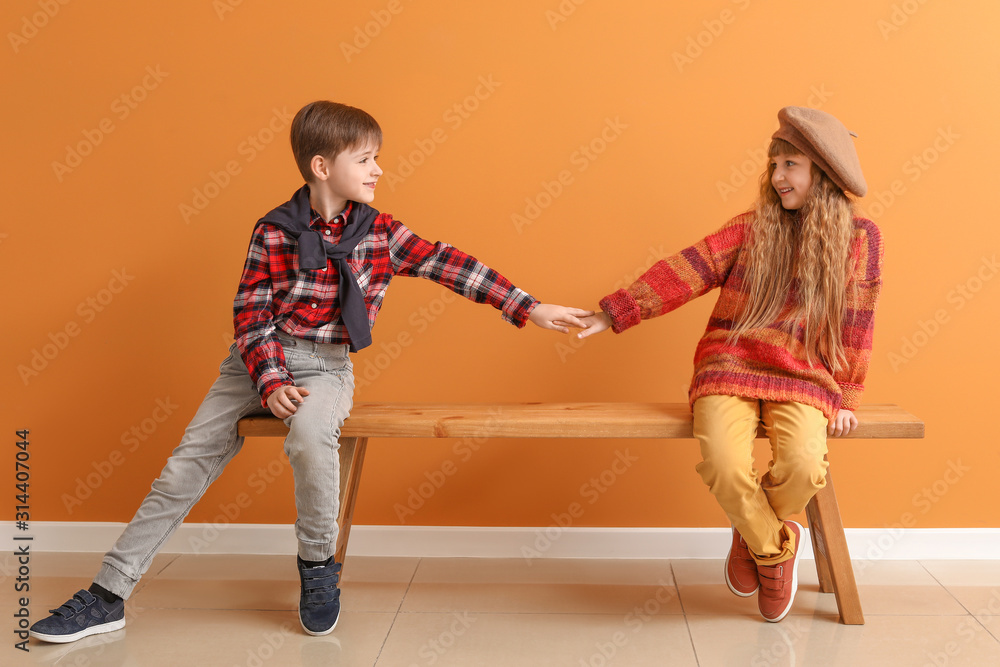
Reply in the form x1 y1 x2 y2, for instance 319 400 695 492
237 402 924 625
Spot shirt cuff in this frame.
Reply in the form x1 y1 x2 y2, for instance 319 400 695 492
599 289 641 333
501 288 540 328
837 382 864 411
258 374 294 408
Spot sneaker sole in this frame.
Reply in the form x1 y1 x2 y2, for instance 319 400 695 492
725 536 758 597
762 521 803 623
29 618 125 644
299 608 340 637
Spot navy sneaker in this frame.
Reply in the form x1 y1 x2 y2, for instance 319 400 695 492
29 590 125 644
297 556 342 636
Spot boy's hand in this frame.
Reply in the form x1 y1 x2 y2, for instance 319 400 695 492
528 304 595 333
266 385 311 419
576 311 613 339
828 409 858 437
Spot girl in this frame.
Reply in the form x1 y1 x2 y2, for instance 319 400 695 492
577 107 883 622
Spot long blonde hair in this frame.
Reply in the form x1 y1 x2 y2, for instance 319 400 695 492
725 138 858 373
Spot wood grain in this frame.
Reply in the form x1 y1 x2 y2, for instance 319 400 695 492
238 403 924 439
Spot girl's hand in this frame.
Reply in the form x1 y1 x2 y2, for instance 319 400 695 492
576 311 613 339
828 409 858 437
528 304 595 333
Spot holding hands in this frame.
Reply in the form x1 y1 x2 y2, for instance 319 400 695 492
576 311 613 339
527 305 613 338
528 304 596 333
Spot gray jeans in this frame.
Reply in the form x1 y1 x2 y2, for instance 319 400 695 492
95 331 354 599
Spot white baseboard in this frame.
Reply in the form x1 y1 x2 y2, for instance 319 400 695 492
4 522 999 560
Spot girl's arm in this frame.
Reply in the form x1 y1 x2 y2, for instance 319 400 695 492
586 214 749 336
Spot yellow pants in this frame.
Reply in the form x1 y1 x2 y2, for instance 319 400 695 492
693 395 829 565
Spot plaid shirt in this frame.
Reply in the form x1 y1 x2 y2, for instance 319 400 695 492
234 201 539 404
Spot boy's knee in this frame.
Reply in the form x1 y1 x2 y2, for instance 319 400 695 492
283 420 341 460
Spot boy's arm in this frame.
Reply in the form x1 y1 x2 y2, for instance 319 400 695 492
386 217 539 327
832 220 885 411
233 224 294 407
598 214 748 333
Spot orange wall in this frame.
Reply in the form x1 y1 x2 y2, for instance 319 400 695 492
4 1 998 532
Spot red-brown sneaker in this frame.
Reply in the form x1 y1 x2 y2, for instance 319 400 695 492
756 520 803 622
725 526 759 597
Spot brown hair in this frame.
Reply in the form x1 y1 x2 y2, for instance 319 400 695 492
290 101 382 182
725 138 858 373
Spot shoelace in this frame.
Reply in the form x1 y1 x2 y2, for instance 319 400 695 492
302 562 342 607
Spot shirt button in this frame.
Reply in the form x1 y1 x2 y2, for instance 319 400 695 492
321 267 327 272
325 230 331 235
310 303 317 309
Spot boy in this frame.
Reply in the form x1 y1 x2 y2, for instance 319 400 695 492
30 101 591 643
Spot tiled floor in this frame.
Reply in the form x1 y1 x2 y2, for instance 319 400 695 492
7 552 1000 666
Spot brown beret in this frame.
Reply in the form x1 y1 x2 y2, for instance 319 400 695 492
772 106 867 197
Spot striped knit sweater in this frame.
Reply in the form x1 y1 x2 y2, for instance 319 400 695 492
599 212 884 423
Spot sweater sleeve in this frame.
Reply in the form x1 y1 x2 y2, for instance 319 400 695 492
833 219 885 411
599 214 748 333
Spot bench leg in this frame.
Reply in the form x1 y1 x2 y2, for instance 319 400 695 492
334 437 369 569
806 500 835 594
805 468 864 625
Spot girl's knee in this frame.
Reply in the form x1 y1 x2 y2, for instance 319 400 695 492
696 448 756 490
769 453 828 488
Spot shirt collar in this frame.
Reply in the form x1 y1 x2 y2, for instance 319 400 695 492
309 200 353 229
